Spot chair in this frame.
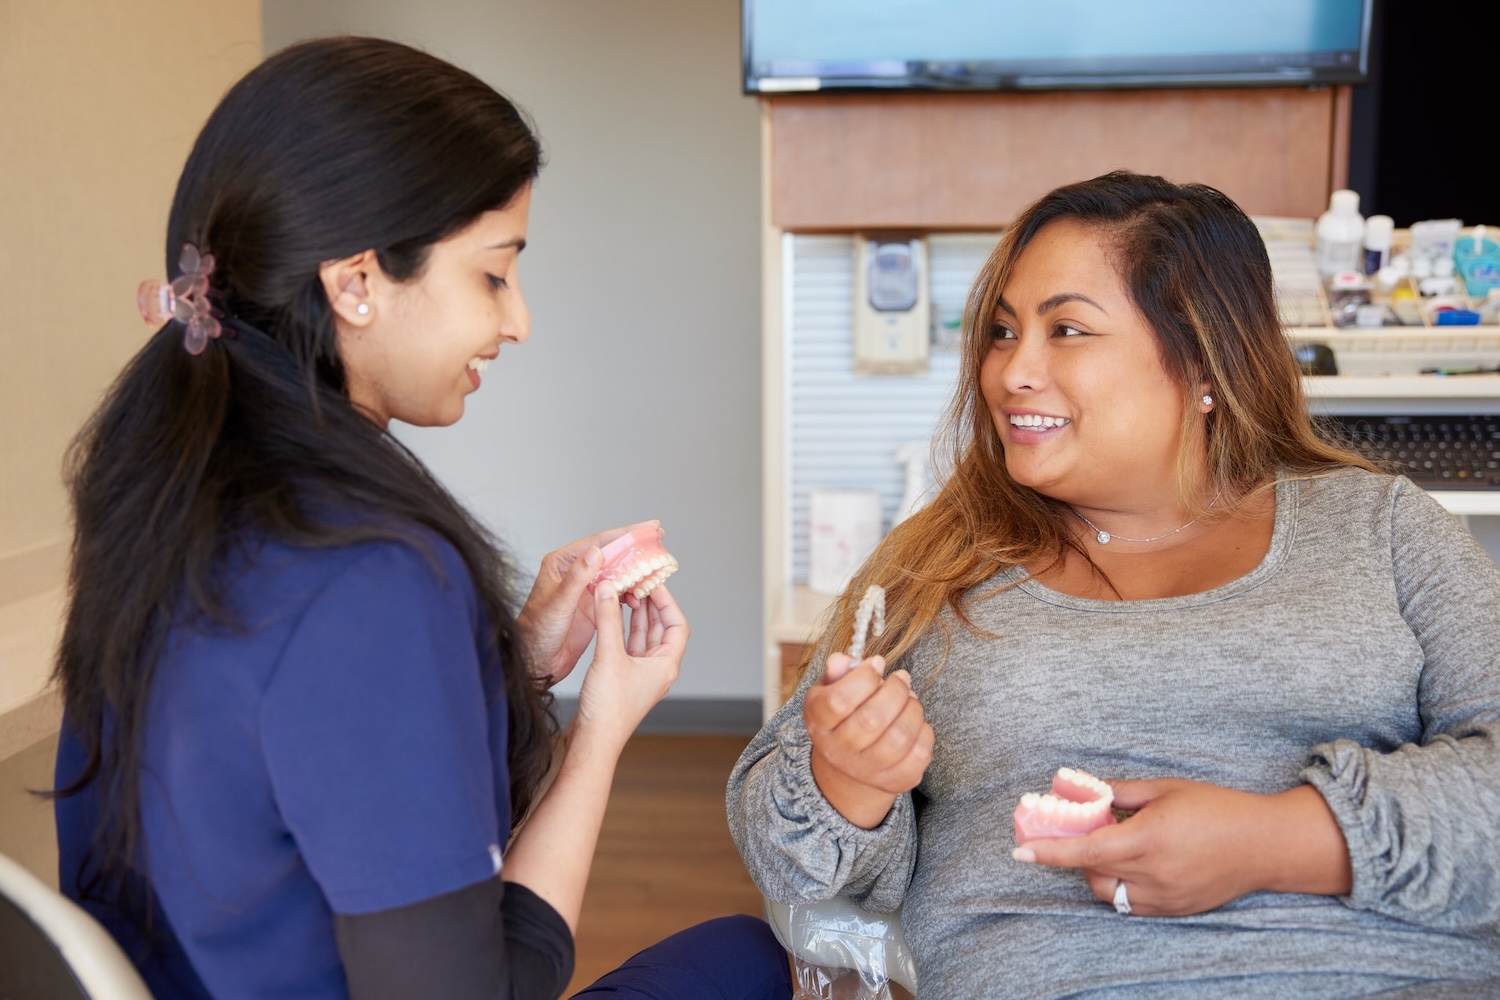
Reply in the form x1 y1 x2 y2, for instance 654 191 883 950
764 897 917 998
0 851 152 999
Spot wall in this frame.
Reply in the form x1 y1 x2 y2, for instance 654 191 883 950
0 1 262 756
262 1 765 701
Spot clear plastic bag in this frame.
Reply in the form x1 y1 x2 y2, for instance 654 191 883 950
764 898 917 1000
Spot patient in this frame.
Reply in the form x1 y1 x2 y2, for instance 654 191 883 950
728 171 1500 997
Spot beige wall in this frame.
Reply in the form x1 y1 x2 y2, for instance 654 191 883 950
264 1 766 702
0 1 262 743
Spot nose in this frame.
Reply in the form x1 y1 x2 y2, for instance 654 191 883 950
998 329 1049 393
503 286 531 345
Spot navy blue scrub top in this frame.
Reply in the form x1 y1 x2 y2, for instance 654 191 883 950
56 533 514 999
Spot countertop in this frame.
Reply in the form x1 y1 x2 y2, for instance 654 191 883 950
770 585 839 645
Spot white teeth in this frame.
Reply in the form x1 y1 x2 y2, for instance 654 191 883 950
467 357 490 372
1033 792 1106 815
611 556 680 600
1010 414 1070 429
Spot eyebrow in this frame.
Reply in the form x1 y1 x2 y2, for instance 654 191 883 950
995 292 1107 316
486 238 527 252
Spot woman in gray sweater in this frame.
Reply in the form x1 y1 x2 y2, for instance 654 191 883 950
728 171 1500 998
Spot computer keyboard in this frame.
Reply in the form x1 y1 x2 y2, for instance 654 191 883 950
1315 414 1500 489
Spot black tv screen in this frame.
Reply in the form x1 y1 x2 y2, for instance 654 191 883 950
743 0 1371 94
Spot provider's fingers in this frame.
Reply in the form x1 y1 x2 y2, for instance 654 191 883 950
638 581 685 630
554 544 602 600
644 594 666 649
592 582 627 656
589 519 662 553
626 592 650 656
641 583 689 658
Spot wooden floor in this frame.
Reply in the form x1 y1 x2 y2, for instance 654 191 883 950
564 733 771 995
1 732 783 997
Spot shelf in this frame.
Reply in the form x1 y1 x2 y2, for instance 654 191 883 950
1304 374 1500 399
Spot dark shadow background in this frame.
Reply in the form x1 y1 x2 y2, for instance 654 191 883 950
1347 0 1500 226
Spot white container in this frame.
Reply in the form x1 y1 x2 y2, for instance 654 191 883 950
808 490 884 595
893 439 935 526
1362 214 1394 276
1316 189 1365 278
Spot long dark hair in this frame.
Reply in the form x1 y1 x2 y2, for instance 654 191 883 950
55 36 554 899
824 170 1377 669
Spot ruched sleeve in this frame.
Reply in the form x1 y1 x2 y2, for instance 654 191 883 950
1302 480 1500 929
726 636 918 914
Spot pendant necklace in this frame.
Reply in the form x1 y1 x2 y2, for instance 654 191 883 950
1070 492 1221 545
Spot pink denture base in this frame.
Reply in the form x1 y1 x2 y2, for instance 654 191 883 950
590 527 679 599
1013 766 1117 844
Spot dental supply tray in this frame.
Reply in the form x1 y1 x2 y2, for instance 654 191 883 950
1257 217 1500 376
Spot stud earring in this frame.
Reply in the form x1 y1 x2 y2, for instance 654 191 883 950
1202 394 1214 406
355 302 370 316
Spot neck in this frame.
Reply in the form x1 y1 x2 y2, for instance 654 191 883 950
1067 487 1221 547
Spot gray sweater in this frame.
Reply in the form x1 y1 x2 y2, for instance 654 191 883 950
729 471 1500 998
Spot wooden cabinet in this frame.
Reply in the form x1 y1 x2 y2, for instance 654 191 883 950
766 87 1350 231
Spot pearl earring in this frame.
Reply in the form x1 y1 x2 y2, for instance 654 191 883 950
356 302 370 316
1202 394 1214 406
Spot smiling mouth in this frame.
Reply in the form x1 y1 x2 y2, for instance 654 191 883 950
1009 414 1070 429
466 357 491 372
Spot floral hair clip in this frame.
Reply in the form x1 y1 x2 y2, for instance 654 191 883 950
136 243 222 355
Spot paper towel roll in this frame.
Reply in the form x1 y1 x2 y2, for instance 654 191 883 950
808 490 883 595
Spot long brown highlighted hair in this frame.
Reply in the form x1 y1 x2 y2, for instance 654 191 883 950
57 37 553 911
814 171 1377 675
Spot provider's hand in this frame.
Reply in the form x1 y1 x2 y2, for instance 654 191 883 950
1013 778 1352 916
516 521 658 686
572 582 688 752
805 653 934 830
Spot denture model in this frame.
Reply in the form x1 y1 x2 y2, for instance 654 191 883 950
590 527 679 600
1013 766 1117 844
848 584 886 661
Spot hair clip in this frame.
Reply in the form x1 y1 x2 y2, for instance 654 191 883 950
136 243 222 355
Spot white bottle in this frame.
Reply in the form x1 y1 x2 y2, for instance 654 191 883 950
1362 214 1394 276
1316 189 1365 278
893 439 933 526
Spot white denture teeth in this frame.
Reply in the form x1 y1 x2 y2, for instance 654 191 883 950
1057 767 1113 801
467 357 490 372
616 555 680 599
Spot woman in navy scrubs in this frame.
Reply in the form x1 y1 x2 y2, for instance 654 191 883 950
53 35 790 1000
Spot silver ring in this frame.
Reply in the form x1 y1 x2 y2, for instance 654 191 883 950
1113 879 1132 915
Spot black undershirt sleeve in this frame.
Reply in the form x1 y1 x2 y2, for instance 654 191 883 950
335 877 575 1000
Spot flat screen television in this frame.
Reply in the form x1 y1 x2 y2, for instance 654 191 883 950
743 0 1371 94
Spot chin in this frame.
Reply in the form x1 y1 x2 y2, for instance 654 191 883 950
402 406 465 429
1005 462 1059 497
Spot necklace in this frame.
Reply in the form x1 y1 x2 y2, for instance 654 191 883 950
1070 493 1221 545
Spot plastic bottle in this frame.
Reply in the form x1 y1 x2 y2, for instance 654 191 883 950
1362 214 1394 276
893 439 933 526
1316 189 1365 279
1454 225 1500 299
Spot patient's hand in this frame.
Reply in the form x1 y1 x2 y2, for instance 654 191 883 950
1014 778 1352 916
804 653 934 830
